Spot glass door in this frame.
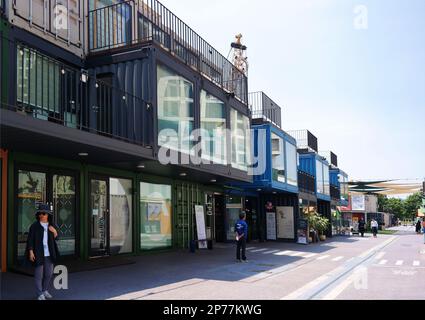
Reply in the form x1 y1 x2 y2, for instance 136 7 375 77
90 178 110 257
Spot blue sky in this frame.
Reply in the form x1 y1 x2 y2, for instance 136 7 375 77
161 0 425 182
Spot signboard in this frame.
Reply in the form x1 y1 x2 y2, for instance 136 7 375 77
266 212 277 240
352 195 365 211
194 205 208 249
276 207 295 239
297 219 308 245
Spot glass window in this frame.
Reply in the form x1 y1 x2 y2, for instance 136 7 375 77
226 196 242 241
110 178 133 254
140 182 172 250
52 175 76 256
285 141 298 186
17 170 47 260
323 164 330 196
201 90 226 165
272 133 285 182
157 65 194 154
231 109 250 171
316 160 324 194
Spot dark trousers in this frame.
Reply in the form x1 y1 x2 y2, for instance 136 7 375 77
34 257 54 296
372 227 378 237
236 237 246 261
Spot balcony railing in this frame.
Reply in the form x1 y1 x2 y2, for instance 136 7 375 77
3 41 152 147
298 170 316 194
88 0 248 104
287 130 318 153
248 92 282 128
330 185 340 200
320 151 338 167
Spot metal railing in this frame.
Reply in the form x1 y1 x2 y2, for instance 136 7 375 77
320 151 338 167
3 40 152 147
248 92 282 128
287 130 318 153
88 0 248 104
298 170 316 194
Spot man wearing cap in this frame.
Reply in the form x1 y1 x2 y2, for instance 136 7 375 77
26 204 60 300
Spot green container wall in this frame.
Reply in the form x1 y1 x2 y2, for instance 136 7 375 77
0 17 9 106
6 151 225 268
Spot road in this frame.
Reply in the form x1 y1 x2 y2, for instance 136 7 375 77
1 226 424 300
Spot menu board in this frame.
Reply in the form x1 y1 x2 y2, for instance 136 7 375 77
194 205 208 249
297 219 308 245
266 212 277 240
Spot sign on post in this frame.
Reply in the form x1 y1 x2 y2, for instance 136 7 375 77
266 211 277 240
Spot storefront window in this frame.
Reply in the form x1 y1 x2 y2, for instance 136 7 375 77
285 141 298 186
53 175 76 256
316 160 324 194
272 133 285 182
140 182 172 250
157 65 194 154
226 196 242 241
110 178 133 254
17 170 47 260
231 109 250 171
200 90 226 164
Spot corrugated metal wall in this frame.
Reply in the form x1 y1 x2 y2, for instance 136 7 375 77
298 154 316 176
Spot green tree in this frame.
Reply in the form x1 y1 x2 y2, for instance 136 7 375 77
404 192 424 220
385 198 404 220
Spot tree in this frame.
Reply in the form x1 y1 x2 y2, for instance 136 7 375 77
404 192 424 220
385 198 404 220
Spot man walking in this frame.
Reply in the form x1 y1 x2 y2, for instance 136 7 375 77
235 212 248 263
371 219 379 238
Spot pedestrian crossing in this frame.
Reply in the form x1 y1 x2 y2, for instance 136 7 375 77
245 247 424 268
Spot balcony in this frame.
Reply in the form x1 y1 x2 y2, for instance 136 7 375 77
330 185 341 201
298 170 315 194
287 130 318 153
3 42 152 147
248 92 282 128
88 0 248 104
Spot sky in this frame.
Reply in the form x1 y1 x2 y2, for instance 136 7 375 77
160 0 425 183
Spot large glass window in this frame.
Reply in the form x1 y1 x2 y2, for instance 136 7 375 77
110 178 133 255
157 65 194 154
272 133 285 182
17 170 47 260
231 109 250 171
53 175 76 256
323 164 330 196
316 160 324 195
201 90 226 164
339 173 349 202
140 182 172 250
285 141 298 186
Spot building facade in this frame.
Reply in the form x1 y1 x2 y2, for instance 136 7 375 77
0 0 252 272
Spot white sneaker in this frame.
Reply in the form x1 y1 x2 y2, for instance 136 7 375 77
43 291 53 299
37 294 46 301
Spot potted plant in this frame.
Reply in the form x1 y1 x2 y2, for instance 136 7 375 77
306 213 320 243
317 216 330 241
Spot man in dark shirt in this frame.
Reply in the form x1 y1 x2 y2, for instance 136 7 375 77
235 212 248 263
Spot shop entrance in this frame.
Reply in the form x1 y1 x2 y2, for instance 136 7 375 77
89 176 133 258
89 177 110 257
15 166 78 265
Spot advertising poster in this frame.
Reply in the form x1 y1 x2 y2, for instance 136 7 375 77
266 212 277 240
297 219 308 245
194 205 208 249
276 207 295 239
352 195 365 211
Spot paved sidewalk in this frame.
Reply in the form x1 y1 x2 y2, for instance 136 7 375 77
0 235 391 300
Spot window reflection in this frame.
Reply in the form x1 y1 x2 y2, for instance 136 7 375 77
316 160 324 194
272 133 285 182
140 182 172 250
285 141 298 186
231 109 250 171
157 65 194 154
200 90 226 164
